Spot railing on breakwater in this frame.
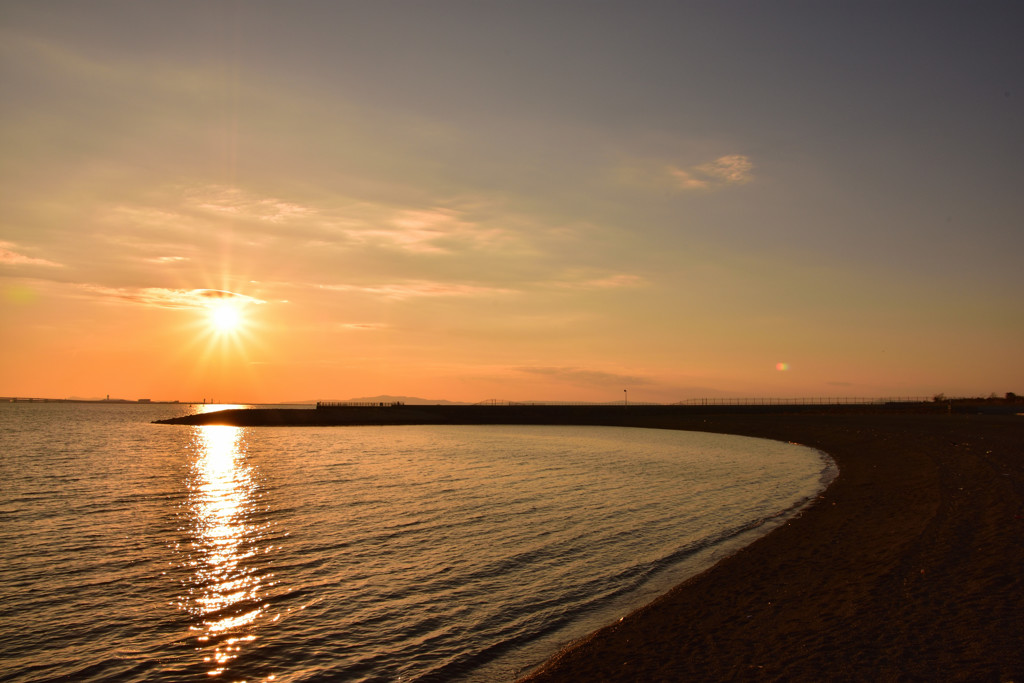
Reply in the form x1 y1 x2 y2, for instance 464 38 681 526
315 397 933 410
476 397 931 406
316 401 405 409
674 396 931 406
472 399 665 406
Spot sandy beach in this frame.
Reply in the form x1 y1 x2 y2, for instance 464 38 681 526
521 412 1024 681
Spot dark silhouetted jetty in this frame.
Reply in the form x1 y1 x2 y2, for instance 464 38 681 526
152 396 1024 428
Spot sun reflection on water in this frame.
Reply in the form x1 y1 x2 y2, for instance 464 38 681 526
178 424 275 680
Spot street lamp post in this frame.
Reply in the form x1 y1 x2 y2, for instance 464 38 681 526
624 389 628 406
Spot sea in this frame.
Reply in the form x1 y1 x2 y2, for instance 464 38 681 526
0 402 835 682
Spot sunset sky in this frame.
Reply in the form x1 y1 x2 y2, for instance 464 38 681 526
2 1 1021 403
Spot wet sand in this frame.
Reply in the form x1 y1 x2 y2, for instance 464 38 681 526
520 412 1024 681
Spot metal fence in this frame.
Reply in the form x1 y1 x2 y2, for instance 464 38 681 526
317 397 934 409
477 397 933 407
316 401 406 408
674 396 932 406
472 399 662 406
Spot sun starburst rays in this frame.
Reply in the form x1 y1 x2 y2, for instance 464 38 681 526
208 300 244 336
157 287 268 400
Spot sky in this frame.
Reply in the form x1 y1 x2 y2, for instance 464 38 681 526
2 1 1022 403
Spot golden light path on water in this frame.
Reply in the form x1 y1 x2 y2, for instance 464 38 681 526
179 406 279 681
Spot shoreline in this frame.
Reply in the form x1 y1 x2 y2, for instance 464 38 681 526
521 412 1024 681
156 406 1024 679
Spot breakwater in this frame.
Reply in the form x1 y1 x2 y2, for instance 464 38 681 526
152 401 959 427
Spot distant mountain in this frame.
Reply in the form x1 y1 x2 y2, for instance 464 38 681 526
292 395 467 405
68 395 131 402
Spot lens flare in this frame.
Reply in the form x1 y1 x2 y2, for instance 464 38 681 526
776 362 790 371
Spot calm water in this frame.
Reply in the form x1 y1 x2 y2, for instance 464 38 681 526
0 403 834 682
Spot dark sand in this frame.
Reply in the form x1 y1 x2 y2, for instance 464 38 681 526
521 413 1024 682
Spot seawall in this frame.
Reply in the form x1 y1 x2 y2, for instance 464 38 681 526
152 402 965 427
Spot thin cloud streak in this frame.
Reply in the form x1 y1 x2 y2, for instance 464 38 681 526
0 242 63 267
146 255 190 264
550 274 647 290
108 186 524 257
320 281 515 300
78 285 266 309
187 186 316 224
516 366 651 389
338 322 390 331
668 154 753 191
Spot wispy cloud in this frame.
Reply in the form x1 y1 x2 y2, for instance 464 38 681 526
320 280 515 300
79 286 266 309
353 206 514 254
391 208 459 231
616 154 754 193
668 168 712 191
551 273 647 290
668 154 753 191
516 366 650 388
302 270 643 303
187 186 315 223
146 255 190 264
0 242 63 267
338 322 390 331
176 187 517 256
698 155 754 183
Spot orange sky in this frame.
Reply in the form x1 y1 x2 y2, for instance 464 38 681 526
2 3 1022 403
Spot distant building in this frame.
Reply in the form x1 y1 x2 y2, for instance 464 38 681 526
138 398 151 403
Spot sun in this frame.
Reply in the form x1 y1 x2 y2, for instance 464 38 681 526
182 289 264 379
208 300 243 334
